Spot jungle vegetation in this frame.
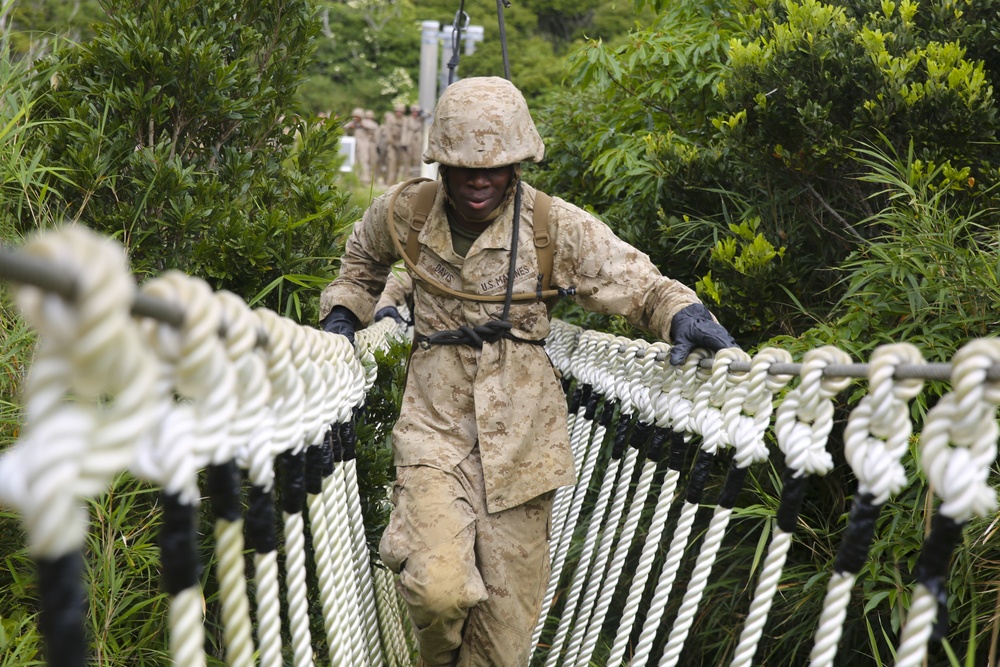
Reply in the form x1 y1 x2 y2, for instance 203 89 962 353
0 0 999 664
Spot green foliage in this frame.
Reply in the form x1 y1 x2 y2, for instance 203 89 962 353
303 1 421 114
355 335 409 553
24 0 356 321
535 0 1000 353
4 0 106 60
302 0 646 119
793 140 1000 362
83 478 174 666
694 214 797 340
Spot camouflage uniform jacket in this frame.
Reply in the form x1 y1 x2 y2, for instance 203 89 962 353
319 180 701 512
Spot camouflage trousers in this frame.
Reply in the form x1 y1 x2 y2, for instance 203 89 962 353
379 446 553 666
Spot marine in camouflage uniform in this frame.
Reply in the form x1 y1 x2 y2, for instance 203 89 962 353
345 107 376 183
405 105 425 178
386 103 408 183
319 77 736 666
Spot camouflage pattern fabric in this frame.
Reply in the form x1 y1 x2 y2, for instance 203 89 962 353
379 447 552 666
319 179 701 512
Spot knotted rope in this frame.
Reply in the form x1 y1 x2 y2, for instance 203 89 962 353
730 345 854 667
810 343 925 667
894 338 1000 667
1 227 158 667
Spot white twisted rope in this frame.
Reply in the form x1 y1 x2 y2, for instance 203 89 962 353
600 344 681 667
355 314 409 354
730 345 853 667
0 227 427 667
0 228 159 667
2 227 157 556
533 332 616 650
236 323 284 667
810 343 925 667
301 330 352 667
208 291 266 667
550 329 604 544
139 270 245 667
659 348 753 667
373 563 414 666
542 432 624 667
894 339 1000 667
256 309 314 667
325 332 370 667
330 326 386 667
630 347 713 667
546 321 585 549
566 342 667 667
340 333 385 667
545 342 654 666
13 228 1000 667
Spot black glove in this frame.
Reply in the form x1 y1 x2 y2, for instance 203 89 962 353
374 306 406 326
321 306 358 346
668 303 738 365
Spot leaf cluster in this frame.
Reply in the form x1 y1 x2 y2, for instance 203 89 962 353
20 0 357 321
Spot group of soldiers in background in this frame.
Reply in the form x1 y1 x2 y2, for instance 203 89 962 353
345 104 425 185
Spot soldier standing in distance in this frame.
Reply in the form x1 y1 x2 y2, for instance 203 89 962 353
319 77 737 666
345 107 374 183
406 104 425 178
386 103 408 183
376 110 393 185
363 110 380 184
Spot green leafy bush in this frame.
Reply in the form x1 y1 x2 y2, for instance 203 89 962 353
25 0 356 321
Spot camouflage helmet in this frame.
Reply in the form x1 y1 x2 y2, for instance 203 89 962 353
351 107 364 118
424 76 544 168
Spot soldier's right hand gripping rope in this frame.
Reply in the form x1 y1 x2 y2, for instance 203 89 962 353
668 303 738 365
321 305 358 346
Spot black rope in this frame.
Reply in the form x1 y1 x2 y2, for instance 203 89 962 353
340 420 358 462
646 426 670 463
667 430 688 472
776 470 810 533
305 445 325 496
685 449 715 505
584 387 600 421
246 485 276 554
159 491 200 596
500 182 522 321
833 493 881 575
718 462 750 509
915 513 965 641
415 319 544 349
447 1 468 85
612 412 635 459
37 551 87 667
279 450 307 515
207 460 243 523
322 431 336 477
568 385 584 414
496 0 512 80
630 420 653 451
599 399 618 428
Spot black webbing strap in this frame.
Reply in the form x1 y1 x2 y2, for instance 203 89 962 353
415 320 545 349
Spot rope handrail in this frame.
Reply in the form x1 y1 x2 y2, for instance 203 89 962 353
4 243 988 382
0 227 997 667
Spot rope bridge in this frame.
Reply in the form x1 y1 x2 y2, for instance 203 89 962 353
0 225 996 666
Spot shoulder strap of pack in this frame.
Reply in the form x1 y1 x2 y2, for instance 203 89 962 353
533 191 553 294
406 179 439 264
387 178 569 303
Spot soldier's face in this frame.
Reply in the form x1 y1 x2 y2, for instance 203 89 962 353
445 166 513 223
